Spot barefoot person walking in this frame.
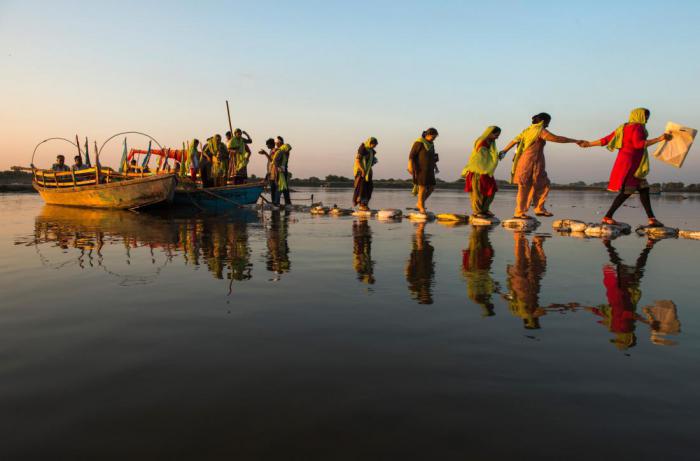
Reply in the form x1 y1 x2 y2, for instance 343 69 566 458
462 126 502 218
353 137 378 211
579 108 670 227
408 128 439 214
500 113 580 219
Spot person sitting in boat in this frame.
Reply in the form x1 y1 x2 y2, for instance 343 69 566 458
72 155 86 171
51 155 70 172
227 129 253 185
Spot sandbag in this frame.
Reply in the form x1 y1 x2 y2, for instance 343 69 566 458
552 219 587 232
584 224 620 238
679 230 700 240
436 213 469 222
636 226 678 238
502 218 540 231
377 209 402 220
408 211 435 221
470 216 500 226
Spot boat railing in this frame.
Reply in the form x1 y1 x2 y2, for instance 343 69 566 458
33 167 126 188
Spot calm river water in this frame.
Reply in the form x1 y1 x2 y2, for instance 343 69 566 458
1 189 699 460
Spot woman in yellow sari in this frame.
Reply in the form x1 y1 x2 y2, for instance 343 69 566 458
462 126 501 218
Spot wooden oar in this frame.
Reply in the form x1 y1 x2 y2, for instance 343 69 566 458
225 100 235 180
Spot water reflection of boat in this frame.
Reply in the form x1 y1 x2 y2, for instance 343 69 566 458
462 226 498 316
26 205 259 286
406 222 435 305
587 239 680 349
352 219 375 284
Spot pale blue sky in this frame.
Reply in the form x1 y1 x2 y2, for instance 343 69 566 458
1 0 699 183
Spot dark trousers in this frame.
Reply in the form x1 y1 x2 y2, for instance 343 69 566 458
271 173 292 206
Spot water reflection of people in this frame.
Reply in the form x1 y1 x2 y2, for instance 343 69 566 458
266 210 291 276
587 239 680 349
461 226 498 316
504 232 548 329
406 222 435 305
352 219 375 284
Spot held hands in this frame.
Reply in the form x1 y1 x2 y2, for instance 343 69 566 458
498 151 507 160
576 140 591 148
661 133 672 142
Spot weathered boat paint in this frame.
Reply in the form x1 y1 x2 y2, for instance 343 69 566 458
34 173 177 209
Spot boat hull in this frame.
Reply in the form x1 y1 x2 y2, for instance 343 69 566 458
34 174 177 209
173 181 264 211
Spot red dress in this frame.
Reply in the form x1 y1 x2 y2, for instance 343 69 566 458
599 123 647 192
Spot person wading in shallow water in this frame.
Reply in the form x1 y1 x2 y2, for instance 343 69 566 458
578 108 671 227
462 126 502 218
500 113 580 219
408 127 439 214
353 137 378 211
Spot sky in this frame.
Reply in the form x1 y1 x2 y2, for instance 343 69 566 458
1 0 699 183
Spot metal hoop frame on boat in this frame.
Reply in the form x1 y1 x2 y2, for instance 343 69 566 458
98 131 164 157
31 137 80 166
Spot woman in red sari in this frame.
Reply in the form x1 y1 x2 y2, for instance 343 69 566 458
580 108 671 227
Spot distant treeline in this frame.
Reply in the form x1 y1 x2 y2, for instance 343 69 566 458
2 170 699 193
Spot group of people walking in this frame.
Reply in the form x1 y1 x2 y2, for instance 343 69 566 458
355 107 672 227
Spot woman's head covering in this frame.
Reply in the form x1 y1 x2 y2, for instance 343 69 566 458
629 108 648 125
364 137 378 149
463 126 501 177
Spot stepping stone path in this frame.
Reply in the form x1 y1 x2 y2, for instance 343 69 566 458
436 213 469 222
552 219 588 232
470 216 501 226
310 205 330 215
376 209 402 220
636 226 679 239
502 217 540 231
352 209 375 217
408 211 435 221
329 206 353 216
679 230 700 240
584 224 621 238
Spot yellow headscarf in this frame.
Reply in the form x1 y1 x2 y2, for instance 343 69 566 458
606 108 650 178
462 126 500 177
510 121 544 183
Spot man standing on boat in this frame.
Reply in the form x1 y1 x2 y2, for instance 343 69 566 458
226 129 253 185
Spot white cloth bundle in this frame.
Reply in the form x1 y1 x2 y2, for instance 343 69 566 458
652 121 697 168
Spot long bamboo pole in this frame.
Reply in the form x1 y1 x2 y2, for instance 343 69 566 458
226 100 235 181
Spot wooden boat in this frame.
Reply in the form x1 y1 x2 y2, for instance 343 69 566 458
32 167 177 209
173 179 265 211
